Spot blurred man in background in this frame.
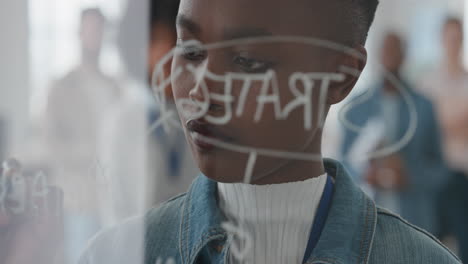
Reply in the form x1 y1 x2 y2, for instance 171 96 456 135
420 18 468 173
96 0 198 226
341 32 449 235
43 7 119 264
420 17 468 263
0 118 6 163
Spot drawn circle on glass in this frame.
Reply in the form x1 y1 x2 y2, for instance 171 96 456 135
150 36 417 163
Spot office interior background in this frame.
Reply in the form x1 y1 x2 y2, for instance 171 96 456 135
0 0 467 263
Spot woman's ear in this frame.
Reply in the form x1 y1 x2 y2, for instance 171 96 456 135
326 45 367 105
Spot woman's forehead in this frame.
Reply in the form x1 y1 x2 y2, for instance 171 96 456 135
178 0 337 39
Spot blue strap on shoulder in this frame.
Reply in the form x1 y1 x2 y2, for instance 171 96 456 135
302 175 334 263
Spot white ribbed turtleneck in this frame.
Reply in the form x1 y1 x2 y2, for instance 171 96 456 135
217 173 327 264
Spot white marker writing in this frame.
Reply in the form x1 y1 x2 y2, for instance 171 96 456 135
254 70 282 122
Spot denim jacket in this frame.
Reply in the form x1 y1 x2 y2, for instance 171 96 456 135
79 159 461 264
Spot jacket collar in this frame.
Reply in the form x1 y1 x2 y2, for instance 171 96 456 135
307 159 377 264
180 159 377 264
179 172 227 263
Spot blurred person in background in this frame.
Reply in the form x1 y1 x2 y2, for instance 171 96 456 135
42 7 119 264
341 32 449 235
96 0 198 226
419 17 468 263
0 118 6 163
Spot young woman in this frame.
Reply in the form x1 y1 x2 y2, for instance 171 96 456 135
79 0 461 263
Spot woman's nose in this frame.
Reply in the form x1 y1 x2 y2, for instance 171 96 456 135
189 82 206 102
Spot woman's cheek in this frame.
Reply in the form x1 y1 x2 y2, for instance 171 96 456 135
171 66 192 99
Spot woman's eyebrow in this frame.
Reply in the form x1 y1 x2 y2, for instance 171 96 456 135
223 27 273 40
176 14 201 35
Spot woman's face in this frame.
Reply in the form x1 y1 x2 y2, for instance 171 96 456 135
169 0 355 183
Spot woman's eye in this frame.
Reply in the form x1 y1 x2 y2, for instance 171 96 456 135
182 46 207 61
232 55 272 73
176 39 207 62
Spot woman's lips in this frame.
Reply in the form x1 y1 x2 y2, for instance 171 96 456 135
189 131 216 151
186 119 230 152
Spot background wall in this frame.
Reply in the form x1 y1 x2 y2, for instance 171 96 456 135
0 0 30 156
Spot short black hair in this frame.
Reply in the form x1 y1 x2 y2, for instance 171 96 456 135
150 0 180 30
443 16 463 30
347 0 380 45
